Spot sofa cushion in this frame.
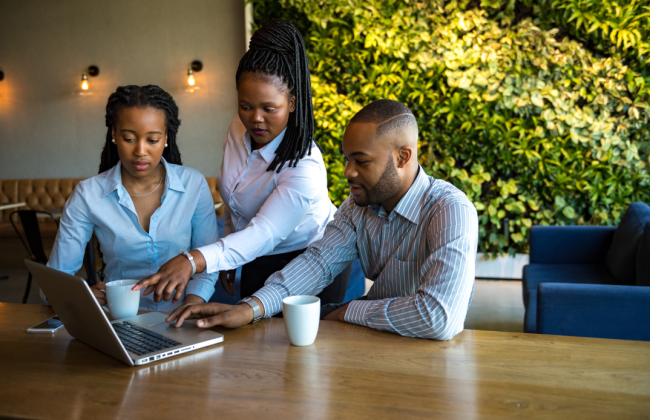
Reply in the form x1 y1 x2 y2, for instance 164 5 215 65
524 263 617 296
637 222 650 287
606 202 650 285
537 283 650 341
522 263 616 333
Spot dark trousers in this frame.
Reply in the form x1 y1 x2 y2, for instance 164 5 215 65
240 248 352 306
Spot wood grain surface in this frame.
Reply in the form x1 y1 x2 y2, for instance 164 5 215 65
0 303 649 419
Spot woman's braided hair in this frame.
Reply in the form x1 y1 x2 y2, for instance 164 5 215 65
236 20 317 172
98 85 182 174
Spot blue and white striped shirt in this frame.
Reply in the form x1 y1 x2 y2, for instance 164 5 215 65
253 167 478 340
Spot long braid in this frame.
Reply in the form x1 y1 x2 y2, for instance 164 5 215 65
236 20 318 172
96 85 182 280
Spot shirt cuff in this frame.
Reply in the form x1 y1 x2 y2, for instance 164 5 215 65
196 241 223 274
344 299 378 327
185 273 216 302
252 283 287 318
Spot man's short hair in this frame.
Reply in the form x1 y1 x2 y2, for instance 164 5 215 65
350 99 418 139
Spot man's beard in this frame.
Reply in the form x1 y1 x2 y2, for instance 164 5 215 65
352 155 400 208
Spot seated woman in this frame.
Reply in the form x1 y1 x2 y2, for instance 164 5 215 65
45 85 218 311
134 21 350 307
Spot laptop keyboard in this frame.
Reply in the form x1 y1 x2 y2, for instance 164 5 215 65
113 321 182 356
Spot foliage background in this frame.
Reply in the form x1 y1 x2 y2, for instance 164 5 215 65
251 0 650 256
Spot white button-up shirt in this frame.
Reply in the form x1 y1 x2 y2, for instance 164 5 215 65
198 116 337 274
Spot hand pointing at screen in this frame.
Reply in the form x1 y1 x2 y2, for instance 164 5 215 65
133 250 207 305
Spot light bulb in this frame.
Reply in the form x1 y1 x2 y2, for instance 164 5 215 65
81 73 89 90
187 68 195 86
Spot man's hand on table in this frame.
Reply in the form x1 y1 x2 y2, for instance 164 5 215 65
166 297 265 329
323 303 349 322
132 250 206 303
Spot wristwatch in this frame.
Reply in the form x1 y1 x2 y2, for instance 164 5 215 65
180 251 196 276
237 297 262 324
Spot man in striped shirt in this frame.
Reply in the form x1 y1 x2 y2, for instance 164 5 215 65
169 99 478 340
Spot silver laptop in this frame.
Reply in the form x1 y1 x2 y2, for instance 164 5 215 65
26 260 224 366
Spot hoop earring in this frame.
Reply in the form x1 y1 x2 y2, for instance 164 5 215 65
111 139 116 144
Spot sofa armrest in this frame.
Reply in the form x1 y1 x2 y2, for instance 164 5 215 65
529 225 616 264
537 283 650 341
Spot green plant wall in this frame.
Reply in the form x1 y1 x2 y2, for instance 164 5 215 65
252 0 650 256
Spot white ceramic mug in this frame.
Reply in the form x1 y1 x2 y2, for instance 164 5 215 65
282 296 321 346
105 280 140 320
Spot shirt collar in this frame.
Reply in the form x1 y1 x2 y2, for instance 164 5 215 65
370 166 428 224
243 128 287 164
102 157 184 198
163 159 185 193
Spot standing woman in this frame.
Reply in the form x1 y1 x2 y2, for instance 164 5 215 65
46 85 218 311
135 21 350 307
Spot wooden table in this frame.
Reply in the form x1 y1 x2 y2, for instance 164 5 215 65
1 303 649 419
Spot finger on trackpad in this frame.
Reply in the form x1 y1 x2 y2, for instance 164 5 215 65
165 318 198 326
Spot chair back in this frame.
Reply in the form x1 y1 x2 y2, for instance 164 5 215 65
10 210 56 264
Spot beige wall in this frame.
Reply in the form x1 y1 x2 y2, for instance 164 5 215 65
0 0 245 179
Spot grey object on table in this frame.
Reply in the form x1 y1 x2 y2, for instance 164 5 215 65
0 202 26 212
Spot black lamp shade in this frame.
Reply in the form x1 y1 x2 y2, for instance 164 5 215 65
191 60 203 72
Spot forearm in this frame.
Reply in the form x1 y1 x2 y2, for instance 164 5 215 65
344 292 470 340
253 206 359 317
184 293 206 304
184 269 216 302
252 246 348 318
195 219 284 274
188 249 207 273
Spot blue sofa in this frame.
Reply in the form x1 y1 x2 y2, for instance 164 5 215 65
523 202 650 341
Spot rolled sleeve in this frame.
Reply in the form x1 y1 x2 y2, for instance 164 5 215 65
251 281 287 317
186 278 215 302
344 299 374 326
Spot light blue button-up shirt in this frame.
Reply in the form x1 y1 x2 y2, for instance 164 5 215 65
46 158 219 311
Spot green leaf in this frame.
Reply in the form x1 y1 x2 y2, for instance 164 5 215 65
562 206 577 219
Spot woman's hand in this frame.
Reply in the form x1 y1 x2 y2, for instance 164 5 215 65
91 281 106 306
133 254 194 303
219 269 237 297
